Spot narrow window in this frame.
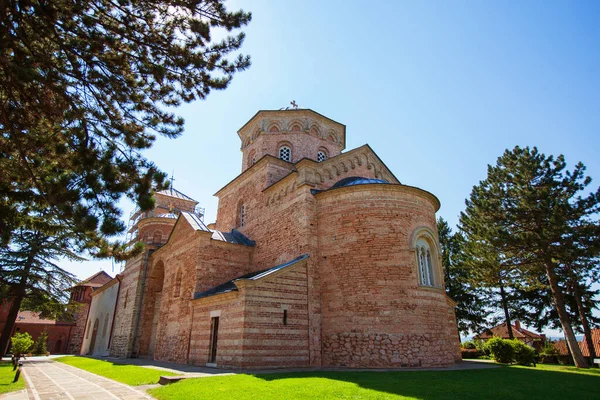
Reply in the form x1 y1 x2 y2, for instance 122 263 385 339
240 205 246 227
174 269 182 298
416 238 435 287
317 151 327 162
283 310 288 326
153 230 162 244
123 289 129 309
279 146 291 162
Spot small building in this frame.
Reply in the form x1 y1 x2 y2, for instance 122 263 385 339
80 276 121 356
67 271 113 354
475 321 546 351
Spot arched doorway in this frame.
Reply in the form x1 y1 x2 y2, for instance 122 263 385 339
88 318 99 355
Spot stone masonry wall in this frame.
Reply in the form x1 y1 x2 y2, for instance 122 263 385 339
316 184 459 367
109 253 145 358
67 303 89 354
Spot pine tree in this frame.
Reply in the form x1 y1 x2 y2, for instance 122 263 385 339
0 220 88 357
0 0 252 244
459 146 600 368
437 217 489 338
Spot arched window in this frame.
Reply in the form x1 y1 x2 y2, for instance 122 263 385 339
279 146 291 162
317 151 327 162
152 230 162 244
416 238 435 287
123 289 129 309
173 269 182 298
240 204 246 227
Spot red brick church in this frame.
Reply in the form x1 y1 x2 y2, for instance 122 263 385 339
89 108 461 368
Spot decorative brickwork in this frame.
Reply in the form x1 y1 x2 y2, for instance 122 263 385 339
101 109 460 369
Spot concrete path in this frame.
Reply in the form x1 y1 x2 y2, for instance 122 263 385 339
4 358 153 400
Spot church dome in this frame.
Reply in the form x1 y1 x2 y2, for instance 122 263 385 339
329 176 389 189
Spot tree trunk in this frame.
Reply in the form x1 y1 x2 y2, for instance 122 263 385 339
572 280 597 360
0 252 35 358
545 261 588 368
499 284 514 339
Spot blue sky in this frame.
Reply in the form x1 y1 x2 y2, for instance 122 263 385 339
64 1 600 335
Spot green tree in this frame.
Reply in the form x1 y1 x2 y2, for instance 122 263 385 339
460 146 600 368
0 223 86 357
0 0 251 244
31 330 48 355
437 217 489 338
10 333 33 357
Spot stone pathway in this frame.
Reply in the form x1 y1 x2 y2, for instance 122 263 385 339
3 359 153 400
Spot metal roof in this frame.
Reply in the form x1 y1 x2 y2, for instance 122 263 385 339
211 229 256 247
193 254 308 300
156 187 197 202
311 176 390 194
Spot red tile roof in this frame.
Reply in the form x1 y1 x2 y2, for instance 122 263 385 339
552 329 600 357
15 311 74 326
476 321 544 340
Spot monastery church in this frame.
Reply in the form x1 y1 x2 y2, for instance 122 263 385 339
80 108 461 368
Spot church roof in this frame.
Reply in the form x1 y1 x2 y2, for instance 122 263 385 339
211 229 256 247
177 212 255 246
193 254 308 300
311 176 390 194
71 271 113 289
156 187 197 203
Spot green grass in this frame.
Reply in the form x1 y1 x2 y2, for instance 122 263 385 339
55 356 177 386
0 361 26 394
149 364 600 400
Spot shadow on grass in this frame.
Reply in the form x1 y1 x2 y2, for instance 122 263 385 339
249 365 600 400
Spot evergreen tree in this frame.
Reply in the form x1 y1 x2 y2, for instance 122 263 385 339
0 0 252 244
0 221 87 357
459 146 600 368
437 217 489 338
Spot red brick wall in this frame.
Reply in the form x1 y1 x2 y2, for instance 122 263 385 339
14 324 73 354
242 133 341 170
240 263 309 368
189 292 245 367
316 184 459 367
144 222 253 362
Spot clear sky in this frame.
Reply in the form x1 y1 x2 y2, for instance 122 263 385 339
62 1 600 336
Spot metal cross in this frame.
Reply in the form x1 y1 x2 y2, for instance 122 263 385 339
290 100 298 109
169 171 175 190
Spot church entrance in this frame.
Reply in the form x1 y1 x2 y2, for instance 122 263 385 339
208 317 219 364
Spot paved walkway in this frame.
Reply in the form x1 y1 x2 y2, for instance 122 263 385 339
3 359 152 400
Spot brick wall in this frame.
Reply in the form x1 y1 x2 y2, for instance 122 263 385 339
316 184 459 367
239 263 309 368
140 220 254 362
189 292 245 367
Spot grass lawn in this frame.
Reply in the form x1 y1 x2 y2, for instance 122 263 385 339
149 364 600 400
0 361 26 394
55 356 177 386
